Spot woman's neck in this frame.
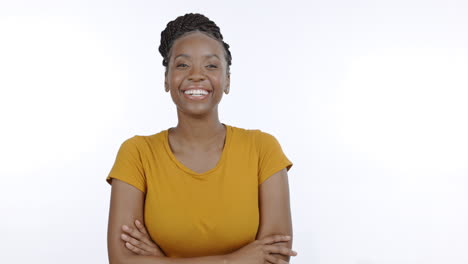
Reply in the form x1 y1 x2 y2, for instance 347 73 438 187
170 111 226 147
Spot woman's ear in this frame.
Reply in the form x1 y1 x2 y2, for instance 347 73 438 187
164 72 169 92
224 74 230 94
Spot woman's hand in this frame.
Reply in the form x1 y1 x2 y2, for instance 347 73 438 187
226 234 297 264
120 219 166 257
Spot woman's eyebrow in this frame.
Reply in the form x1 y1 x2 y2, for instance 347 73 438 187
174 54 190 59
174 54 220 60
205 54 220 60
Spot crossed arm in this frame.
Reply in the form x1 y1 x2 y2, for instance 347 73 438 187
107 168 294 263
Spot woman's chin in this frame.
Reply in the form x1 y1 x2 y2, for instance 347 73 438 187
179 106 216 117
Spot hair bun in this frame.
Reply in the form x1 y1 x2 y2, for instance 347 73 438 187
158 13 232 70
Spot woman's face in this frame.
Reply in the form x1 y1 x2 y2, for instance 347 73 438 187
165 31 230 117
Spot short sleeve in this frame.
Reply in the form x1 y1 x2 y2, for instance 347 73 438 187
106 136 147 193
256 131 293 185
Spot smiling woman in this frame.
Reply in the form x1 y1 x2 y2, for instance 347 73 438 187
106 13 297 264
164 31 230 116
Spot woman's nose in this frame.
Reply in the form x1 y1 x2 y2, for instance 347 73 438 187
188 65 205 81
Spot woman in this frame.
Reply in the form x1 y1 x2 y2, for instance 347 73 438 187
106 13 297 264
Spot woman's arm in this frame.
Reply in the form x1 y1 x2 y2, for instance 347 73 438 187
256 168 294 263
107 179 229 264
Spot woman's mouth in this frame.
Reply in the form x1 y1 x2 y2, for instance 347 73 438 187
182 89 211 101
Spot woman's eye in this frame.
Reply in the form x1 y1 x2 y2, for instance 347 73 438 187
207 64 218 69
176 63 188 68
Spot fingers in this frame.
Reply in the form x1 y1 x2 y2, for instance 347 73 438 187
264 254 277 263
261 235 291 245
264 244 297 257
122 224 154 248
124 241 151 256
121 232 155 253
135 219 149 235
264 254 290 264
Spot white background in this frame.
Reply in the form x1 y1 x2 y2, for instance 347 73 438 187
1 0 467 263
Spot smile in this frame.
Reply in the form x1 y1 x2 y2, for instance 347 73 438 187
182 90 211 101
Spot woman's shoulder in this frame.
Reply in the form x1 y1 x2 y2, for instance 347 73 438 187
227 124 278 144
116 128 168 152
228 124 260 138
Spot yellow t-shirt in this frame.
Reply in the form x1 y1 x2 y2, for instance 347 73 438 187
106 124 293 258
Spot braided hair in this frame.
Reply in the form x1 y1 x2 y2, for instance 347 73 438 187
158 13 232 74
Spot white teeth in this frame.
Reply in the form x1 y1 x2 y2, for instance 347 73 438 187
184 89 208 95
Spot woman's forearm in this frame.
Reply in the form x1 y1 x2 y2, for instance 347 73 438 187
114 254 228 264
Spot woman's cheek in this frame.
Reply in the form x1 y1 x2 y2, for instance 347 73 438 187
171 75 185 89
209 74 222 86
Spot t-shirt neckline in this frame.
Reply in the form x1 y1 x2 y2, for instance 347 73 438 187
163 123 231 176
